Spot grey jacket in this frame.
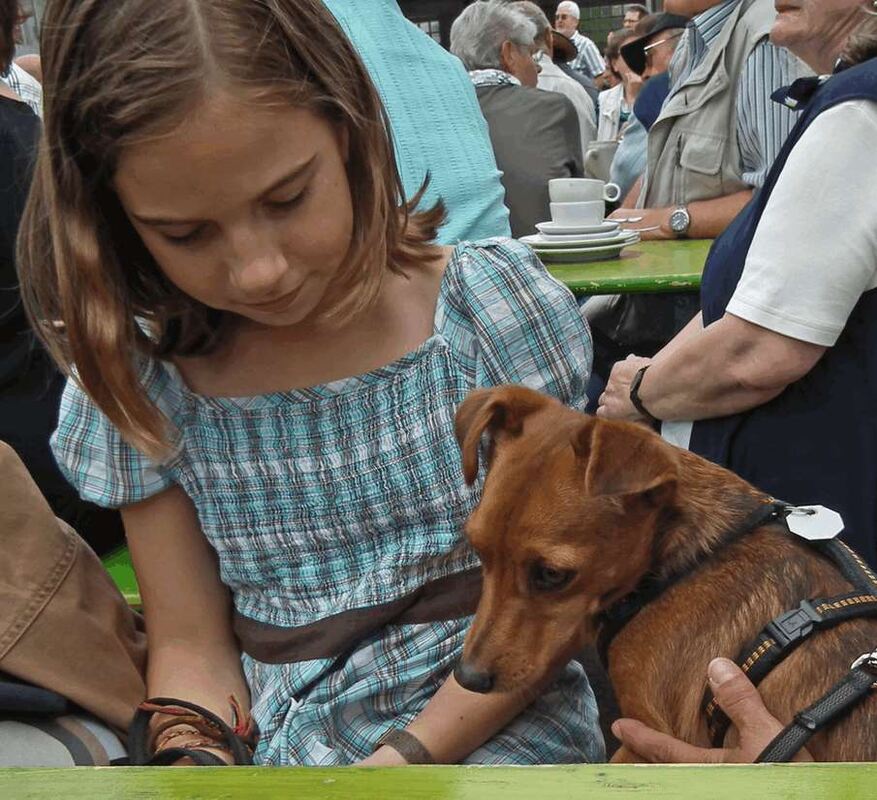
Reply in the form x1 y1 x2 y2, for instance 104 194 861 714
475 84 584 238
643 0 779 207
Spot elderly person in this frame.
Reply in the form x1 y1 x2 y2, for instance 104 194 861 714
512 0 596 161
623 4 650 29
599 0 877 574
597 29 643 141
451 0 584 237
608 13 689 197
554 1 605 80
589 0 812 375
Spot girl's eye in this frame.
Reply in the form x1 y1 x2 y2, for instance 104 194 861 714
266 189 307 212
162 226 206 246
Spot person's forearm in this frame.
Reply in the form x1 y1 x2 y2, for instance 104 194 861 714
643 319 788 420
687 190 753 239
384 673 534 764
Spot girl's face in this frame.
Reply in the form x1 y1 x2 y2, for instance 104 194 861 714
114 93 354 328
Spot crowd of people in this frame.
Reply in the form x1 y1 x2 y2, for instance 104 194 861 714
0 0 875 773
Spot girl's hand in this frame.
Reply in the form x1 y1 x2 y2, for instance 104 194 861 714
597 355 652 422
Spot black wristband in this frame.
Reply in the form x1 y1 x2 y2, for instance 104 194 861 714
629 365 659 423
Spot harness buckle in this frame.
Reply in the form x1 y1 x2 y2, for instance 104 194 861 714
764 599 823 649
850 648 877 689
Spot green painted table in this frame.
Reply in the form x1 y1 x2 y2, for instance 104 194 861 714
1 764 875 799
546 239 712 296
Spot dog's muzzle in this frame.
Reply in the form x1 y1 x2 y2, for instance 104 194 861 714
453 660 495 693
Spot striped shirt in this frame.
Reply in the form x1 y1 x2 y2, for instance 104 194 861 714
569 30 605 80
1 62 42 118
668 0 807 188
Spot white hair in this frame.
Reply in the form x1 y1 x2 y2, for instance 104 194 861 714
510 1 552 43
450 0 538 71
556 1 581 19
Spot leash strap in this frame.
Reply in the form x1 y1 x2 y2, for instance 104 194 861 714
705 539 877 745
755 650 877 762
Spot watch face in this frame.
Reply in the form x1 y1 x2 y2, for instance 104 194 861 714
670 209 689 233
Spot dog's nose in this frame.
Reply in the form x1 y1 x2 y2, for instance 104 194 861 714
454 660 495 693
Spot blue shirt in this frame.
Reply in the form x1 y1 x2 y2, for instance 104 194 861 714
323 0 510 242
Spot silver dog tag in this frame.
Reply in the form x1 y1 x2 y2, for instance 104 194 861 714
785 505 844 541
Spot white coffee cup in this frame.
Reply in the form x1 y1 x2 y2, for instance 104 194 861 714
549 178 621 204
550 200 605 226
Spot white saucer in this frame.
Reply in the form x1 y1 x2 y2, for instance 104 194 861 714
535 220 620 236
533 236 640 263
521 230 638 249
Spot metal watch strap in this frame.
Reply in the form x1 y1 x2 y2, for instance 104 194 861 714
629 365 659 423
375 728 436 764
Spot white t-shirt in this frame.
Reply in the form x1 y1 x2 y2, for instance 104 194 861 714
662 98 877 450
728 99 877 347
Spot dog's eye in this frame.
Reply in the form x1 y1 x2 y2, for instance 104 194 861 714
529 563 575 593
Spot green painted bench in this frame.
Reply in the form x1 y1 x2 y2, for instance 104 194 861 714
1 763 875 798
546 239 712 296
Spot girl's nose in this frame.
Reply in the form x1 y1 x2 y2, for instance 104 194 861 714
228 231 290 297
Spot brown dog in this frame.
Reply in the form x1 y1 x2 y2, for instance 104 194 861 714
453 385 877 761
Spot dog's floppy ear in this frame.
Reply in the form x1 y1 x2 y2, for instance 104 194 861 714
573 417 678 507
455 386 548 485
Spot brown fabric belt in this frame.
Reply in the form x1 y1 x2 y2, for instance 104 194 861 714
234 568 482 664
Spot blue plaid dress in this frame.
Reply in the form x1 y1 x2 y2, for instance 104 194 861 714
53 239 603 765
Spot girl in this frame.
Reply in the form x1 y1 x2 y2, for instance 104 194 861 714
19 0 601 766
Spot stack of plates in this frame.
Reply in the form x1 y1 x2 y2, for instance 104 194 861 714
520 220 639 263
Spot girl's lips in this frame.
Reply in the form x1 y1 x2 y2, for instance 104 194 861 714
244 284 303 313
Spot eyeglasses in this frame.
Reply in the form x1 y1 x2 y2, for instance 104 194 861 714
642 31 684 59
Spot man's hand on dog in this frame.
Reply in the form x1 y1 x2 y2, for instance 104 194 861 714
597 354 652 423
611 658 813 763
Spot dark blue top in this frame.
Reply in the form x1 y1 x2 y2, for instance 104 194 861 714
689 58 877 568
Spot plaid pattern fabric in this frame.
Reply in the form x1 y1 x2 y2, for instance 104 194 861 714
53 239 601 765
569 31 605 80
1 63 42 117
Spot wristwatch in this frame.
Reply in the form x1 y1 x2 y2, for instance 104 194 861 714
669 205 691 238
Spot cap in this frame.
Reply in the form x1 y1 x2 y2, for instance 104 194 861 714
620 12 690 75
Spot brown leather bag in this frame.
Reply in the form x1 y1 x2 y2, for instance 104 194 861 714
0 442 147 734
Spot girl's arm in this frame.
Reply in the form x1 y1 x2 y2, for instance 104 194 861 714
122 486 250 754
597 313 825 422
362 673 534 765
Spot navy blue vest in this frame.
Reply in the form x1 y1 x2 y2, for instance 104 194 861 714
689 58 877 568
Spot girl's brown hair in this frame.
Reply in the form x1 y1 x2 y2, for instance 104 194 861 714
19 0 444 458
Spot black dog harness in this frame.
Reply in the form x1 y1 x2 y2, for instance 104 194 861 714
597 500 877 760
